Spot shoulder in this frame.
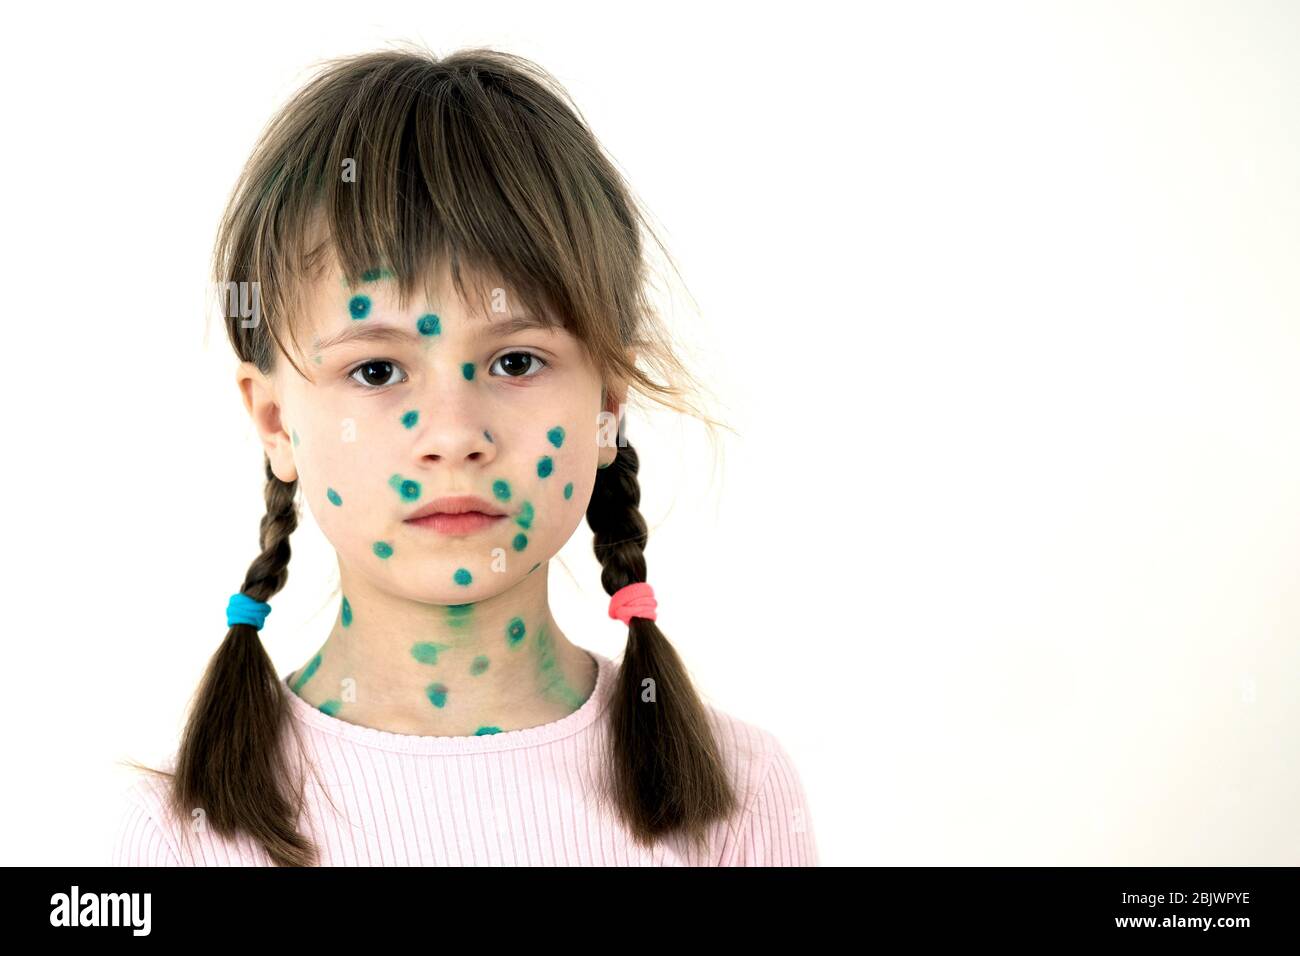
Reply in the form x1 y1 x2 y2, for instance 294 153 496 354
111 754 279 868
109 755 275 867
110 765 184 866
700 704 789 792
700 704 819 866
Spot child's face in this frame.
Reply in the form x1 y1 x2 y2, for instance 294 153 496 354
239 254 622 604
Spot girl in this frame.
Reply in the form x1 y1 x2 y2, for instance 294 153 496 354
112 46 817 866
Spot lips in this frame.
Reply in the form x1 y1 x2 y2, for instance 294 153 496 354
405 495 509 536
406 495 507 521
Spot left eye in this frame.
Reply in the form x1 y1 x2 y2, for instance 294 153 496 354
490 351 548 378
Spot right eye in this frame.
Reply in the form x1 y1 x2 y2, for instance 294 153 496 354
348 360 408 390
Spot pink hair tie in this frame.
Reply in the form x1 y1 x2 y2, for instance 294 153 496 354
609 582 657 624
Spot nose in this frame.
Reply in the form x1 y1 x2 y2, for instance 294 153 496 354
410 380 498 467
416 421 497 465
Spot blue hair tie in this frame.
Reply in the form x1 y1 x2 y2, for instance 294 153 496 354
227 592 272 630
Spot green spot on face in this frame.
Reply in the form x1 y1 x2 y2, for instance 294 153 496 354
349 295 371 319
426 683 449 708
512 532 527 552
492 479 511 501
547 426 565 448
291 654 322 693
462 362 475 380
411 641 450 665
537 456 553 478
515 501 534 530
341 596 352 627
475 726 502 735
454 567 472 586
373 541 394 559
401 410 419 429
484 430 493 443
389 474 421 501
327 487 343 506
470 655 489 676
417 313 441 336
361 267 393 283
292 428 300 447
563 482 573 500
319 699 342 716
507 617 526 647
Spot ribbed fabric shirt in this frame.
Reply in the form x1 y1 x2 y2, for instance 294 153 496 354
110 648 818 866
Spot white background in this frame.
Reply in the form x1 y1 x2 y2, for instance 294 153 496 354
1 0 1297 865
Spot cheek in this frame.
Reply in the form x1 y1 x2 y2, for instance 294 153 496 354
503 422 594 545
294 429 390 543
534 422 569 479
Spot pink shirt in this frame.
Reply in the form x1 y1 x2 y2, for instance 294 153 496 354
111 648 818 866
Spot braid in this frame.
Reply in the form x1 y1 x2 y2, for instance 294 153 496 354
240 457 299 603
170 456 318 866
588 442 648 627
587 437 738 852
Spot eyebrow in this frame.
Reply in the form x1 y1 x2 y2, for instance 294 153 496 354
314 313 557 352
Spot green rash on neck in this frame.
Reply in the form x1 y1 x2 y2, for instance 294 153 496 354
507 617 526 648
532 623 585 709
291 653 322 693
411 641 451 665
461 362 475 380
470 655 489 675
475 726 502 735
537 456 553 478
327 487 342 506
563 482 573 500
388 474 421 501
446 603 473 629
341 596 352 627
319 699 342 716
401 410 419 428
547 426 565 448
492 479 511 501
373 541 394 558
416 313 441 336
515 501 534 529
426 683 449 708
348 295 371 319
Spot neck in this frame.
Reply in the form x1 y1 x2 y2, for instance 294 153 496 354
287 563 599 737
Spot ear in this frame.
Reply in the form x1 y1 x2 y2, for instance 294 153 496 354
597 350 635 469
236 361 298 483
607 351 634 410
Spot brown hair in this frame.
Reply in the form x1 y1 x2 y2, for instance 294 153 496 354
129 45 736 865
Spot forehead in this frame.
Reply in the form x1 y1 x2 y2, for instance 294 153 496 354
296 248 549 342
